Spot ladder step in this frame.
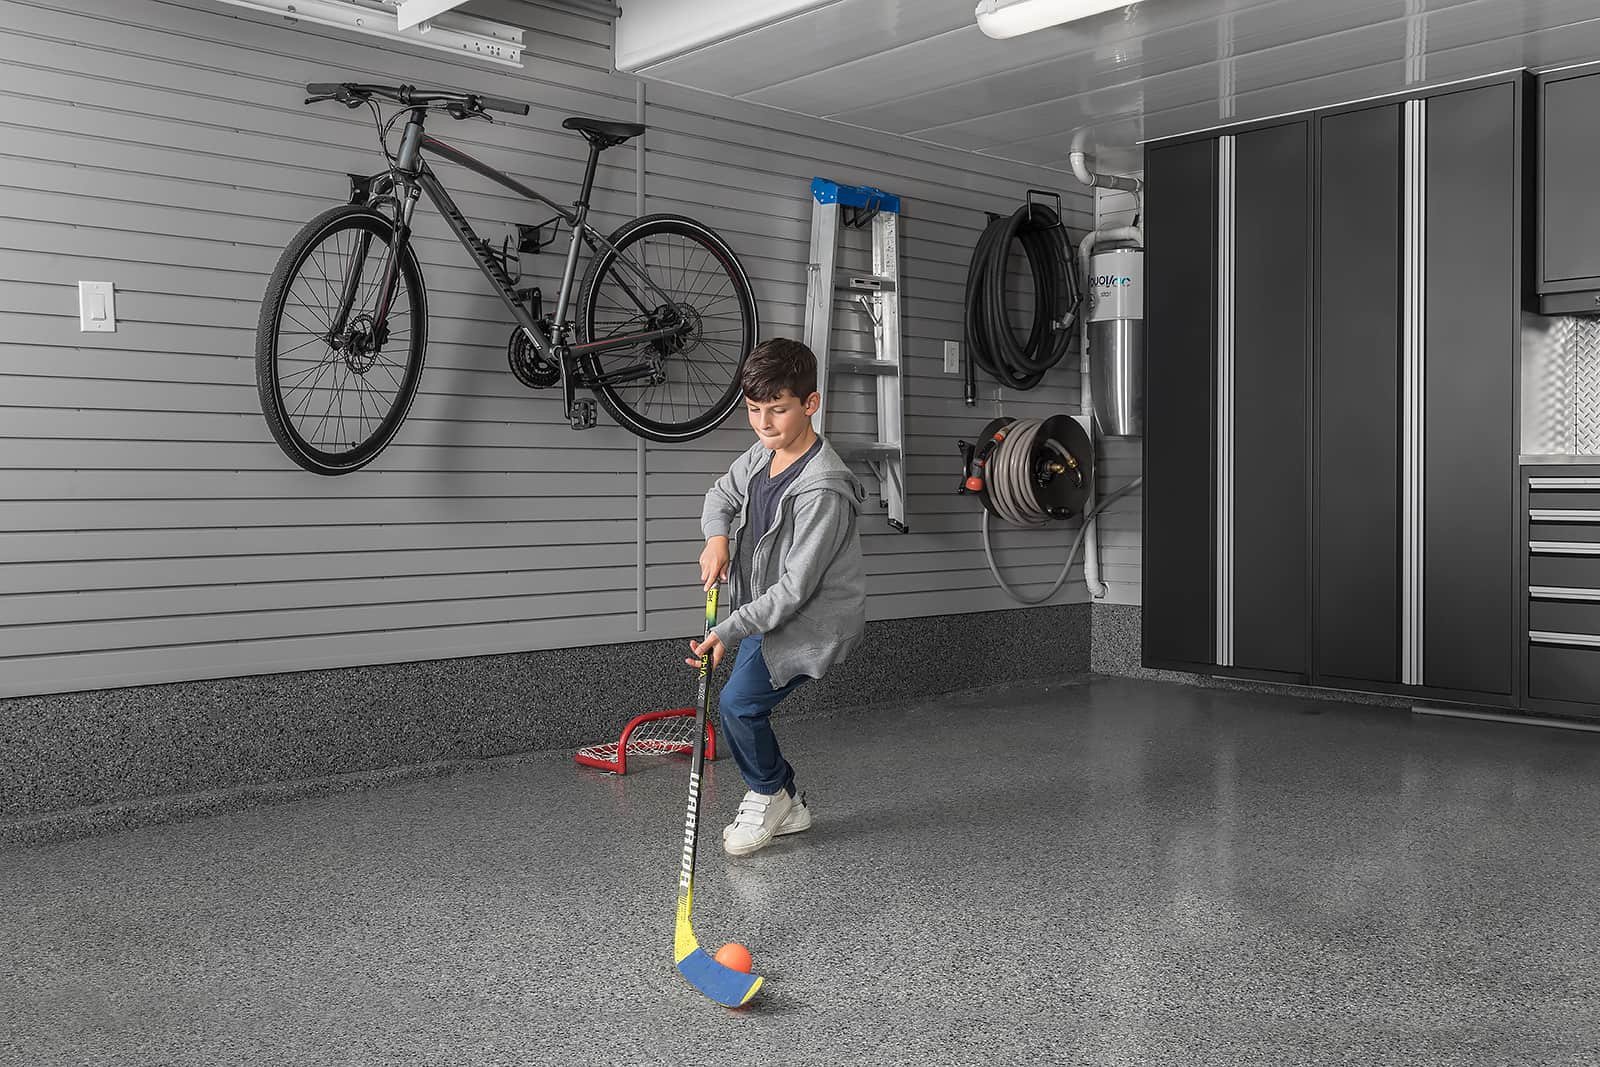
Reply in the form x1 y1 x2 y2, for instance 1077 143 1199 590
831 355 899 375
835 271 896 293
832 441 901 461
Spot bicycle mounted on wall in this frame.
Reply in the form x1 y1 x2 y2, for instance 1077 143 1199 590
255 82 759 474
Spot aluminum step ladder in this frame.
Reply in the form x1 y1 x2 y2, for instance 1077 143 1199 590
803 177 908 533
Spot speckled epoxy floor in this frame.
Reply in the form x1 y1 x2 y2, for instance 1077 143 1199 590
6 675 1600 1066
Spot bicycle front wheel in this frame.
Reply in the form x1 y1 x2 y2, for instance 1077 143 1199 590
576 214 758 443
255 205 428 474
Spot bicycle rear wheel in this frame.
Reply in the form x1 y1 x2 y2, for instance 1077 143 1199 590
256 205 428 474
575 214 757 443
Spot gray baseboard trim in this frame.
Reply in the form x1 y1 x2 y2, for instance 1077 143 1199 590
1413 704 1600 733
2 604 1090 844
1090 601 1415 708
0 752 543 849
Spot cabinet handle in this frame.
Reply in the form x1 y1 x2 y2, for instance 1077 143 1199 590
1530 630 1600 648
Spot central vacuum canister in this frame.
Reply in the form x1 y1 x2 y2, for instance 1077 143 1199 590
1088 247 1144 437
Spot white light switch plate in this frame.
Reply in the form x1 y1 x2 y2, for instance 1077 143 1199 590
943 339 960 373
79 281 116 332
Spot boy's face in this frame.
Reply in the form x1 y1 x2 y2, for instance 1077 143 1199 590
746 389 820 451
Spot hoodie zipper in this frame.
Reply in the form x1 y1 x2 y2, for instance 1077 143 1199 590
740 441 861 597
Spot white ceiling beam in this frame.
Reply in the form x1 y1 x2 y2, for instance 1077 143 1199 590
614 0 831 72
212 0 524 67
394 0 470 31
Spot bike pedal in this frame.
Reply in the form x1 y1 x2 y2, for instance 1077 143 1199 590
569 398 597 431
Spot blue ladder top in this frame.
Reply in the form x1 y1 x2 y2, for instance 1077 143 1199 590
812 177 901 215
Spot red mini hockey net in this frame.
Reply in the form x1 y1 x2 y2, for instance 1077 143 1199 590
574 707 717 775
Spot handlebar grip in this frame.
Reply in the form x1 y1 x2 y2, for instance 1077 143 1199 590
477 93 529 116
305 83 345 97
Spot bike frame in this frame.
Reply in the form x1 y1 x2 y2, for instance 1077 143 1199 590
343 109 683 421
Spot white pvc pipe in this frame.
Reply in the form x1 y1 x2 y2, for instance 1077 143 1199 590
1071 131 1144 601
1069 130 1144 197
1078 224 1142 600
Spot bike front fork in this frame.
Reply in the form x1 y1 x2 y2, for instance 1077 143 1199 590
329 183 416 348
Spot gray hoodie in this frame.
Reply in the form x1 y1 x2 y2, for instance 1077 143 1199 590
700 437 868 688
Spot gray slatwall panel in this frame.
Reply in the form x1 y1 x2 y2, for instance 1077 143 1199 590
0 0 1112 699
4 522 634 564
5 613 645 696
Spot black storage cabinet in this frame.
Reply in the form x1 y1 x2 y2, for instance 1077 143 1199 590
1143 73 1525 708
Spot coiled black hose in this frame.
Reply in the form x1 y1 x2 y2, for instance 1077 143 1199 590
963 203 1080 392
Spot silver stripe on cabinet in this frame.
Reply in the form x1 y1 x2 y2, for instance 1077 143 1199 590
1216 134 1236 668
1402 98 1426 687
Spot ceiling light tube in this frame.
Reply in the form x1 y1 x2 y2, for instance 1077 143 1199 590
974 0 1131 39
214 0 525 67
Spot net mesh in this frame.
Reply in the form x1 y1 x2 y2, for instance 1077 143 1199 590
574 708 712 774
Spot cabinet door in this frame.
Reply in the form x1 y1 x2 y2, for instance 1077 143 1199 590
1231 121 1311 676
1423 82 1517 696
1315 103 1402 685
1142 138 1216 670
1540 70 1600 293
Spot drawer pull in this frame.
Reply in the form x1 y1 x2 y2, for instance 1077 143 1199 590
1530 478 1600 489
1530 586 1600 601
1530 509 1600 523
1530 541 1600 555
1530 630 1600 648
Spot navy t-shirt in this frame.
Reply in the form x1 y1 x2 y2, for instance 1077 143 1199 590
738 437 823 591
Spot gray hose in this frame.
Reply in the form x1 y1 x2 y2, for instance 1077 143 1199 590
985 418 1049 527
982 473 1144 606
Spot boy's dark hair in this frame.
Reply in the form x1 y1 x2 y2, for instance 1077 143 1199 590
740 338 818 402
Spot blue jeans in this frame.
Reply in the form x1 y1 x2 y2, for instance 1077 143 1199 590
718 633 809 796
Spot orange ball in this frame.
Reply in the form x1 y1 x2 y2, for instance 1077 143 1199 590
714 942 753 973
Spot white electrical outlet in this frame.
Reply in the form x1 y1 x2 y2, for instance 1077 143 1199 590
943 339 960 373
78 281 116 332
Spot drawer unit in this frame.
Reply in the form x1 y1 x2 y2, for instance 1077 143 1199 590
1529 552 1600 587
1526 473 1600 709
1529 640 1600 704
1531 523 1600 543
1529 483 1600 511
1530 594 1600 634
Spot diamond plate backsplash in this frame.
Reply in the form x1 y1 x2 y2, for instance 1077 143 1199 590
1521 312 1600 455
1575 318 1600 452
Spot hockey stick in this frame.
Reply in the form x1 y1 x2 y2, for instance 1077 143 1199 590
674 585 764 1007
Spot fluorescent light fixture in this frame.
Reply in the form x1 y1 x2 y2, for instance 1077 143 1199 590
215 0 525 67
974 0 1130 39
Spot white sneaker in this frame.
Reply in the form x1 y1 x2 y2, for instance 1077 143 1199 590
722 789 810 856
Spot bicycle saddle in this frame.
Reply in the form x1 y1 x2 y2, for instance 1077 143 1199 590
563 116 646 148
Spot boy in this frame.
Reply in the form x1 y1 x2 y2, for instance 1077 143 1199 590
688 337 867 857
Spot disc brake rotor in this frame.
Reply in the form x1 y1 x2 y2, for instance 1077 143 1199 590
340 313 382 375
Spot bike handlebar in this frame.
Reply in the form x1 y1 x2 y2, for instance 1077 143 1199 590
304 82 529 117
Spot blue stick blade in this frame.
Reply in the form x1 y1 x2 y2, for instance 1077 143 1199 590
676 948 763 1007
